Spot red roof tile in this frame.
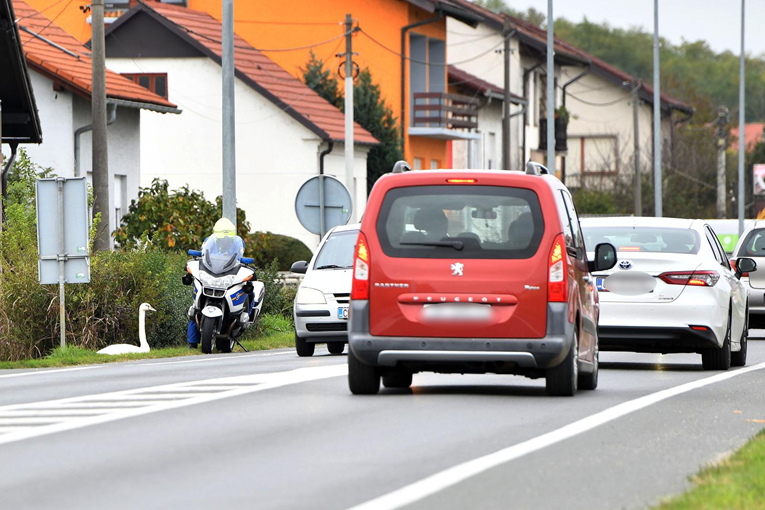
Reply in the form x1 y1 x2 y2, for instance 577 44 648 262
448 65 525 103
12 0 176 110
128 1 377 145
731 123 765 152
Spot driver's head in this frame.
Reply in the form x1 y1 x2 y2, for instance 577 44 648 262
413 208 448 240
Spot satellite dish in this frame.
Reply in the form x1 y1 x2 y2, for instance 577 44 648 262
295 175 352 236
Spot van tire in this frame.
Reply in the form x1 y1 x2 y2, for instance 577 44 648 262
382 371 412 389
327 342 345 355
295 333 315 357
702 314 731 371
348 349 380 395
546 331 578 396
579 350 598 391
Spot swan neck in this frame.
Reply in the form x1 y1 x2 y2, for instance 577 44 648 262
139 309 148 349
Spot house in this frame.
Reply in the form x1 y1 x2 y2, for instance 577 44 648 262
6 0 179 237
446 1 694 188
101 1 378 248
731 123 765 153
1 0 42 199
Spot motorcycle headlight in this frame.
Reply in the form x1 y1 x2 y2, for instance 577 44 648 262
198 272 237 289
296 286 326 305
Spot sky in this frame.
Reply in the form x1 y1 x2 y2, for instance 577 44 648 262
506 0 764 56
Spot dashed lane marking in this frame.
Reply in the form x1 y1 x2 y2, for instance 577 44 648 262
0 364 347 446
0 366 101 379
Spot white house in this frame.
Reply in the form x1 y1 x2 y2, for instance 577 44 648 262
102 1 378 249
5 1 179 237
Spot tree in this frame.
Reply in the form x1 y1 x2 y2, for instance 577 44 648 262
301 55 403 193
474 0 545 26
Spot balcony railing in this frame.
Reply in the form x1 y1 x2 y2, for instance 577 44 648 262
412 92 479 131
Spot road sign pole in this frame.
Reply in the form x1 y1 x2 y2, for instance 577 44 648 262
546 0 555 174
57 178 66 350
653 0 662 217
319 174 326 238
222 0 237 228
738 0 746 234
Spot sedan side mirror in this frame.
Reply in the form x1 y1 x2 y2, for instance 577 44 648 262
290 260 308 274
734 257 757 279
588 243 617 272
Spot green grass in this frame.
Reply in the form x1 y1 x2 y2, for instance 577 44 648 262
0 317 296 370
656 430 765 510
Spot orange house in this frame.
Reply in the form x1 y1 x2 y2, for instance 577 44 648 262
23 0 487 169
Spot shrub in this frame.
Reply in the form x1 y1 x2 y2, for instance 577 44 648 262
258 233 313 271
257 259 297 318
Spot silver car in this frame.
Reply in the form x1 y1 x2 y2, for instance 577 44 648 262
290 224 359 357
732 220 765 329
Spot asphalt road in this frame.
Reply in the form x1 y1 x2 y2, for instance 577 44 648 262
2 338 765 510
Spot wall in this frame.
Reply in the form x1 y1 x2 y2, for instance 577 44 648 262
105 56 369 249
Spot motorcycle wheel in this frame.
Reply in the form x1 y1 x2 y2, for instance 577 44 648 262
201 319 216 354
216 337 234 353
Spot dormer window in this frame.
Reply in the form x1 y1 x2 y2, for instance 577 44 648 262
121 73 168 99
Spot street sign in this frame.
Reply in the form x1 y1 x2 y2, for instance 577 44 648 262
295 174 352 237
36 177 90 349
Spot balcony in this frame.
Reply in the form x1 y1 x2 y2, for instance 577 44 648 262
409 92 482 141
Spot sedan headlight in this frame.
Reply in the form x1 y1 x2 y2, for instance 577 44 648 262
296 286 326 305
198 272 237 289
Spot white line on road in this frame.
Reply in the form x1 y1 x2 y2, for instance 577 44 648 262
0 366 101 379
347 362 765 510
130 350 295 367
0 364 347 446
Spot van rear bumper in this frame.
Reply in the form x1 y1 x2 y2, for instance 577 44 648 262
348 301 574 372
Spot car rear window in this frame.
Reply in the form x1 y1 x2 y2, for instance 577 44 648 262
375 185 545 259
313 229 358 269
582 226 701 254
737 228 765 257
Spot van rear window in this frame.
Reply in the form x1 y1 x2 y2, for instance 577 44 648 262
376 185 545 259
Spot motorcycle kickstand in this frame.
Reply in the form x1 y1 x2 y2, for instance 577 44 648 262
234 339 249 352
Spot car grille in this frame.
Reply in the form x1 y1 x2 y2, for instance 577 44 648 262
333 293 350 304
203 288 226 298
306 323 348 332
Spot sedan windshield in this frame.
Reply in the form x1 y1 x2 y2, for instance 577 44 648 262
314 230 358 269
582 226 701 254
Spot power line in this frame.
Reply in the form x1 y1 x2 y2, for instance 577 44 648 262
14 0 70 21
176 24 353 53
20 0 75 38
233 19 342 26
565 84 640 107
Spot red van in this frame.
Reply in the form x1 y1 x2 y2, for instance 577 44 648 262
348 163 617 396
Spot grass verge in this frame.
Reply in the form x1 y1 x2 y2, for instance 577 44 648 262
656 429 765 510
0 315 296 370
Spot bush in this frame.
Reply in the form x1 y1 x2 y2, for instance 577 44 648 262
257 259 297 318
257 233 313 271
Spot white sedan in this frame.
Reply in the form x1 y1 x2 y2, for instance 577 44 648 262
581 217 757 370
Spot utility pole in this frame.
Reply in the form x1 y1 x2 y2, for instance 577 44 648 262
652 0 662 218
738 0 746 234
344 14 356 222
546 0 555 174
502 18 511 170
716 106 729 219
632 80 642 216
91 0 110 251
222 0 237 228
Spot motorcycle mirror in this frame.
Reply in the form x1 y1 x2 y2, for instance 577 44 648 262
188 249 202 257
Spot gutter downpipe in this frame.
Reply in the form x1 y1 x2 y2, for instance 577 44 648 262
318 140 334 238
75 102 116 177
400 12 444 155
560 64 591 184
1 142 18 220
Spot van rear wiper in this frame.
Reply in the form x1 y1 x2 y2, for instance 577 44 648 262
400 240 464 250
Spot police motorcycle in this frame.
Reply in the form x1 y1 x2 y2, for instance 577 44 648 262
183 235 265 354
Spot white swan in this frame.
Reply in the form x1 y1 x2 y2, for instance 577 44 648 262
97 303 156 355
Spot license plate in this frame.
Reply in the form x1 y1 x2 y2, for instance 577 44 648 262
337 307 349 320
596 277 606 291
422 303 491 322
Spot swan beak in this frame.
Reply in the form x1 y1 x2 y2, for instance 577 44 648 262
148 306 157 312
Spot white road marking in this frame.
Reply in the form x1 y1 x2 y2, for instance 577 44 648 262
0 364 347 446
130 350 294 367
347 362 765 510
0 366 100 379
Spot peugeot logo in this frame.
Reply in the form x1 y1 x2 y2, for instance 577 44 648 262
618 260 632 270
451 262 464 276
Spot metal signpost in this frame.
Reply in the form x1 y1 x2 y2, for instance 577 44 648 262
36 177 90 349
295 175 352 238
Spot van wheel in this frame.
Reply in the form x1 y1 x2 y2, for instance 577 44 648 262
702 315 731 370
732 309 748 367
383 371 412 389
295 333 315 357
348 349 380 395
546 330 578 396
579 349 598 391
327 342 345 355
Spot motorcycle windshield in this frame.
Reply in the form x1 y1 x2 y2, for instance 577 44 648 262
201 236 245 274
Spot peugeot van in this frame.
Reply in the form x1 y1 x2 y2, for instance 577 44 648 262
347 162 617 396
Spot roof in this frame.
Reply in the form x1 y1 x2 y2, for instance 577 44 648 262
731 123 765 152
12 1 178 114
448 65 525 104
446 0 693 115
0 0 41 144
105 1 377 145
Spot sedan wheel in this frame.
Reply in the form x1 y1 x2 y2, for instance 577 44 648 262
702 313 731 371
732 307 748 367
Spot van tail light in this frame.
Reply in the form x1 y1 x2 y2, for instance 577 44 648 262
659 270 720 287
351 231 371 300
730 259 749 277
548 234 568 302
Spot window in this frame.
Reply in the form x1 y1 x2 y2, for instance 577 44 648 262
313 229 358 270
582 227 701 255
487 132 496 169
578 136 618 174
705 226 730 269
430 159 439 170
559 191 583 252
413 157 423 170
538 74 547 121
738 228 765 256
121 73 169 99
532 73 539 126
376 185 545 259
114 175 127 226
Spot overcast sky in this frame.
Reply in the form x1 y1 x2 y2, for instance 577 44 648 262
506 0 763 56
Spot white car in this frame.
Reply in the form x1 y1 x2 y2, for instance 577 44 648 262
731 220 765 329
290 224 359 357
581 217 757 370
